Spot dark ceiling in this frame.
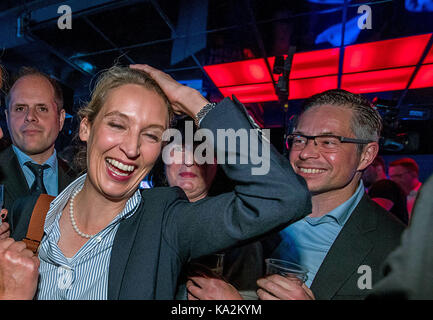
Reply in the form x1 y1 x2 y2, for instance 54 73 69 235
1 0 433 154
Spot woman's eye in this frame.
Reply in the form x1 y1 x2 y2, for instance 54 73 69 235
109 122 125 129
144 133 160 142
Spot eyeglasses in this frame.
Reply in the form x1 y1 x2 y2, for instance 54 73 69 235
286 134 373 153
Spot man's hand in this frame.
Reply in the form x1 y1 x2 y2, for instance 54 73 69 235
187 276 243 300
256 274 315 300
0 238 40 300
130 64 209 118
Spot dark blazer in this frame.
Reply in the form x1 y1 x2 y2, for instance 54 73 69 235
223 194 405 300
0 145 76 211
310 195 405 300
367 174 433 300
10 97 312 300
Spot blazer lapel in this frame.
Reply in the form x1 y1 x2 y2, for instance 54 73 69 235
3 148 29 204
107 204 143 300
108 190 166 299
311 195 377 300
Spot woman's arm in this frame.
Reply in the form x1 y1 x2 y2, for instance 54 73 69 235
131 64 311 260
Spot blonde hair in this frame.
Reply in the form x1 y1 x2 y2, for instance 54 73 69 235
78 66 173 123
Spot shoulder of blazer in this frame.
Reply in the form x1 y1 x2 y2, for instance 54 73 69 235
0 145 17 165
140 186 188 202
358 194 405 237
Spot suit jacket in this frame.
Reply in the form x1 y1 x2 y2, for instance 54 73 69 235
367 174 433 300
0 145 76 211
309 194 405 300
10 97 312 300
223 194 405 300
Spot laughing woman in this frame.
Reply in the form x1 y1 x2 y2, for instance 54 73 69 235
0 65 310 300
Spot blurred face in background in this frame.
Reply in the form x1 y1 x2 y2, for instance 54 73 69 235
165 144 217 202
389 165 418 195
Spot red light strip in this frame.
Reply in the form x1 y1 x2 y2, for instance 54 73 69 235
341 67 415 93
410 64 433 89
204 33 433 103
343 34 431 74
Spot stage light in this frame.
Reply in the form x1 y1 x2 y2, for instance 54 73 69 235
343 34 430 73
315 16 361 47
74 59 96 73
341 67 415 93
410 64 433 89
405 0 433 12
288 48 340 79
204 58 271 87
289 76 338 100
204 33 433 104
218 83 278 103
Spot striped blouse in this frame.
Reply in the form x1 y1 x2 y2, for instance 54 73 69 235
37 174 141 300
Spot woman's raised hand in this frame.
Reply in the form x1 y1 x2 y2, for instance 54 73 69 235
130 64 209 118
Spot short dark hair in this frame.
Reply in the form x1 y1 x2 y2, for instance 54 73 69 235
389 157 419 176
5 67 64 113
299 89 382 153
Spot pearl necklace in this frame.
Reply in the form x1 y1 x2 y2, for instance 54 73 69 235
69 187 94 239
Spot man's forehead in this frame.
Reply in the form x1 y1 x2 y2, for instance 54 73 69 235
11 75 54 96
296 104 353 134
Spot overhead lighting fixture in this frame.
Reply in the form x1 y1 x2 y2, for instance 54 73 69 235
204 33 433 104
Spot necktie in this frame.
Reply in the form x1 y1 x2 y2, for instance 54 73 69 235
25 161 50 195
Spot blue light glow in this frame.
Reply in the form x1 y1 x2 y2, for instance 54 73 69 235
405 0 433 12
315 15 361 46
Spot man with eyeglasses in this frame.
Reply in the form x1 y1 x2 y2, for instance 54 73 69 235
389 158 422 217
185 89 405 301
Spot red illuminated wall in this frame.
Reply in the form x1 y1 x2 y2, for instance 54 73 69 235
204 33 433 103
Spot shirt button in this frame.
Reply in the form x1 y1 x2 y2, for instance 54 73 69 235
95 236 102 243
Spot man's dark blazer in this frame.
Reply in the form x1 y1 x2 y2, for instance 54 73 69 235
10 97 312 299
0 145 76 211
224 194 405 300
309 194 405 300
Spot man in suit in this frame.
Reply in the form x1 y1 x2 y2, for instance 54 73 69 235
0 67 76 211
186 89 404 300
389 157 422 217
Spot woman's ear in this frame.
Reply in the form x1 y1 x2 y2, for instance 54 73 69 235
357 142 379 172
79 117 90 142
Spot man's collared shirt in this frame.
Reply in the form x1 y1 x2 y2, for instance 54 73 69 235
37 174 142 300
272 181 365 287
12 145 59 196
407 181 422 217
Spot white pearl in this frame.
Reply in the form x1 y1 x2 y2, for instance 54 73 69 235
69 186 94 239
